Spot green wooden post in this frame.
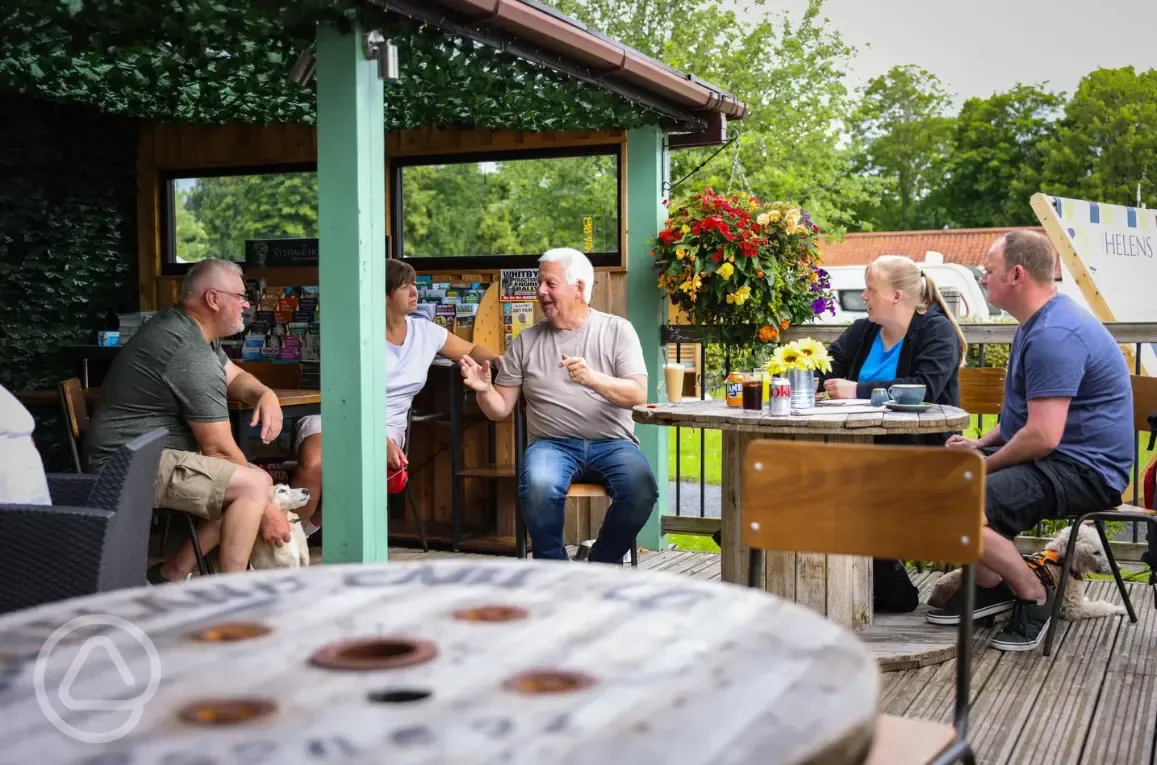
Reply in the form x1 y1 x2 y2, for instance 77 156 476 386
316 20 389 563
626 125 669 552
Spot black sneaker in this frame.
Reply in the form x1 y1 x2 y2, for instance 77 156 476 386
991 586 1054 652
926 580 1016 625
146 562 191 586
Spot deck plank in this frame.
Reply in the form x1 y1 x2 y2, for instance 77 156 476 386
1004 582 1124 765
1080 580 1157 765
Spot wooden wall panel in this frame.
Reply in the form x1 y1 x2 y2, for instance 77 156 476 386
138 120 635 552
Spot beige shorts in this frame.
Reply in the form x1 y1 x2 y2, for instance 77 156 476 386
295 414 404 452
155 449 237 520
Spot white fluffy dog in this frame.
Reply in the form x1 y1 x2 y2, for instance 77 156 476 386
249 484 312 570
928 524 1127 620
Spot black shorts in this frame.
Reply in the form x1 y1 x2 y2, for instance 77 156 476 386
981 447 1121 539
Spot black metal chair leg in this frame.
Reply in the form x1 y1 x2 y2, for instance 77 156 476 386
405 484 429 553
158 513 172 559
630 541 638 568
1044 521 1083 657
183 513 211 577
1092 519 1137 622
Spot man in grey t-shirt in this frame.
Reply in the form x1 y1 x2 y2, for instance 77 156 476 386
85 259 292 581
461 248 658 563
928 231 1135 652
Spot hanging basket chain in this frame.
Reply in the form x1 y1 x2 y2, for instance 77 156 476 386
661 128 741 203
725 136 755 200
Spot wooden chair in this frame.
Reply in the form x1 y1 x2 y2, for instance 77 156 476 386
1041 373 1157 655
57 378 90 473
742 440 985 765
512 401 639 566
957 367 1005 418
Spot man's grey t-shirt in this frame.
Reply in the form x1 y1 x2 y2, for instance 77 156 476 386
84 307 230 471
1002 293 1134 493
495 309 647 444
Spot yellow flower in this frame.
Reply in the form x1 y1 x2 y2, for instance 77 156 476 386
680 273 702 293
776 345 802 368
768 210 781 223
676 247 687 260
681 225 691 234
792 338 833 373
785 208 801 228
756 212 770 226
726 286 751 305
718 262 735 280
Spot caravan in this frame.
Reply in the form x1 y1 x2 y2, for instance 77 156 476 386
814 252 996 325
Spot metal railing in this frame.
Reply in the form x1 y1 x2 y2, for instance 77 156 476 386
660 322 1157 553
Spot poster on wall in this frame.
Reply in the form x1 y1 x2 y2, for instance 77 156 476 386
1032 193 1157 376
500 269 538 301
245 238 320 267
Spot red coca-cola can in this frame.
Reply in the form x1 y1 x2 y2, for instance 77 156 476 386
768 376 792 416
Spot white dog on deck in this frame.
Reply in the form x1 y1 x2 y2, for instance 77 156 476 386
249 484 312 570
928 524 1128 621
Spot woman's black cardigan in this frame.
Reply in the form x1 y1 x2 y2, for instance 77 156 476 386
818 304 963 446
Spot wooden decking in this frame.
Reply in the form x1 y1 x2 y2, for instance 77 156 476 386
380 545 1157 765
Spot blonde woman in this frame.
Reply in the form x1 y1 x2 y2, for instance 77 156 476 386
821 255 967 438
819 254 969 612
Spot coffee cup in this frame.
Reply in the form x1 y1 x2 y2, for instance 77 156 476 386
888 384 926 405
870 388 889 407
664 363 686 403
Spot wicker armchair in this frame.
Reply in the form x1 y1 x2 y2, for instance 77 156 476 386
0 427 166 614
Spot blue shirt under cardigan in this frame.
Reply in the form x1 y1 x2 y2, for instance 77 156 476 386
857 333 904 386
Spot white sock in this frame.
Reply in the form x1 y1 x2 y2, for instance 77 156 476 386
302 519 320 537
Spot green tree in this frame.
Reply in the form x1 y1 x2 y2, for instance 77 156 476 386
173 189 211 263
552 0 876 235
183 171 318 261
851 65 954 230
932 84 1064 228
1042 67 1157 208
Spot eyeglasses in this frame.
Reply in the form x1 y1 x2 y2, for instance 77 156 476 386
211 289 249 301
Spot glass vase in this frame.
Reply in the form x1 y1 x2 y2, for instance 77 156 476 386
787 368 816 410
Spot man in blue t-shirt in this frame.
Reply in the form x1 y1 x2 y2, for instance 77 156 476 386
927 230 1134 651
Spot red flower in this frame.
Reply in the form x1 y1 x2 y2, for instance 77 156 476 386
712 250 723 263
691 223 703 236
658 230 673 245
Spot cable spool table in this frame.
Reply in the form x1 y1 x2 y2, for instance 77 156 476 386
0 559 879 765
635 400 972 671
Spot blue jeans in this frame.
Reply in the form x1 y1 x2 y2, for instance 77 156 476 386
519 438 658 563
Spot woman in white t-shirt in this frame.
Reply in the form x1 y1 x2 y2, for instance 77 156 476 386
0 384 51 506
290 260 500 534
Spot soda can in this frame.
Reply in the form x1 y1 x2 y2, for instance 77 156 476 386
725 373 744 407
767 376 791 416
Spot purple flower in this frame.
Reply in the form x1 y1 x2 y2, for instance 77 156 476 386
670 295 680 305
812 297 827 314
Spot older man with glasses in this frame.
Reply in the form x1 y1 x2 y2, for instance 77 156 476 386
85 258 292 582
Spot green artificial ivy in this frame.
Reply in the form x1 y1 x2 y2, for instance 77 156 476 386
0 1 669 131
0 94 141 468
0 95 139 393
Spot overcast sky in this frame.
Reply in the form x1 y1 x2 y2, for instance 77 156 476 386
738 0 1157 105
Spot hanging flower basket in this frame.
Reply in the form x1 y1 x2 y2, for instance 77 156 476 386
651 187 835 345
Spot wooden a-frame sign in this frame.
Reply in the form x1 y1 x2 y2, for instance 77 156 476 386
1032 192 1156 376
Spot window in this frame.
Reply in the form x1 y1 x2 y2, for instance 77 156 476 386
392 146 622 270
162 164 318 272
838 290 867 313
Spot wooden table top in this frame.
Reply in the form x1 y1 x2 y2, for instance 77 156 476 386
0 559 879 765
634 398 970 436
227 389 320 410
15 388 319 411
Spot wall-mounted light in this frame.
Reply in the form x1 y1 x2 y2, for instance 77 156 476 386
289 48 316 85
363 29 399 81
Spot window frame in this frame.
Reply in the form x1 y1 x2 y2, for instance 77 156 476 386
389 144 625 271
159 162 319 276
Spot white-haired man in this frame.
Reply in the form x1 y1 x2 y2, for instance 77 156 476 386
460 248 658 563
85 258 292 581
